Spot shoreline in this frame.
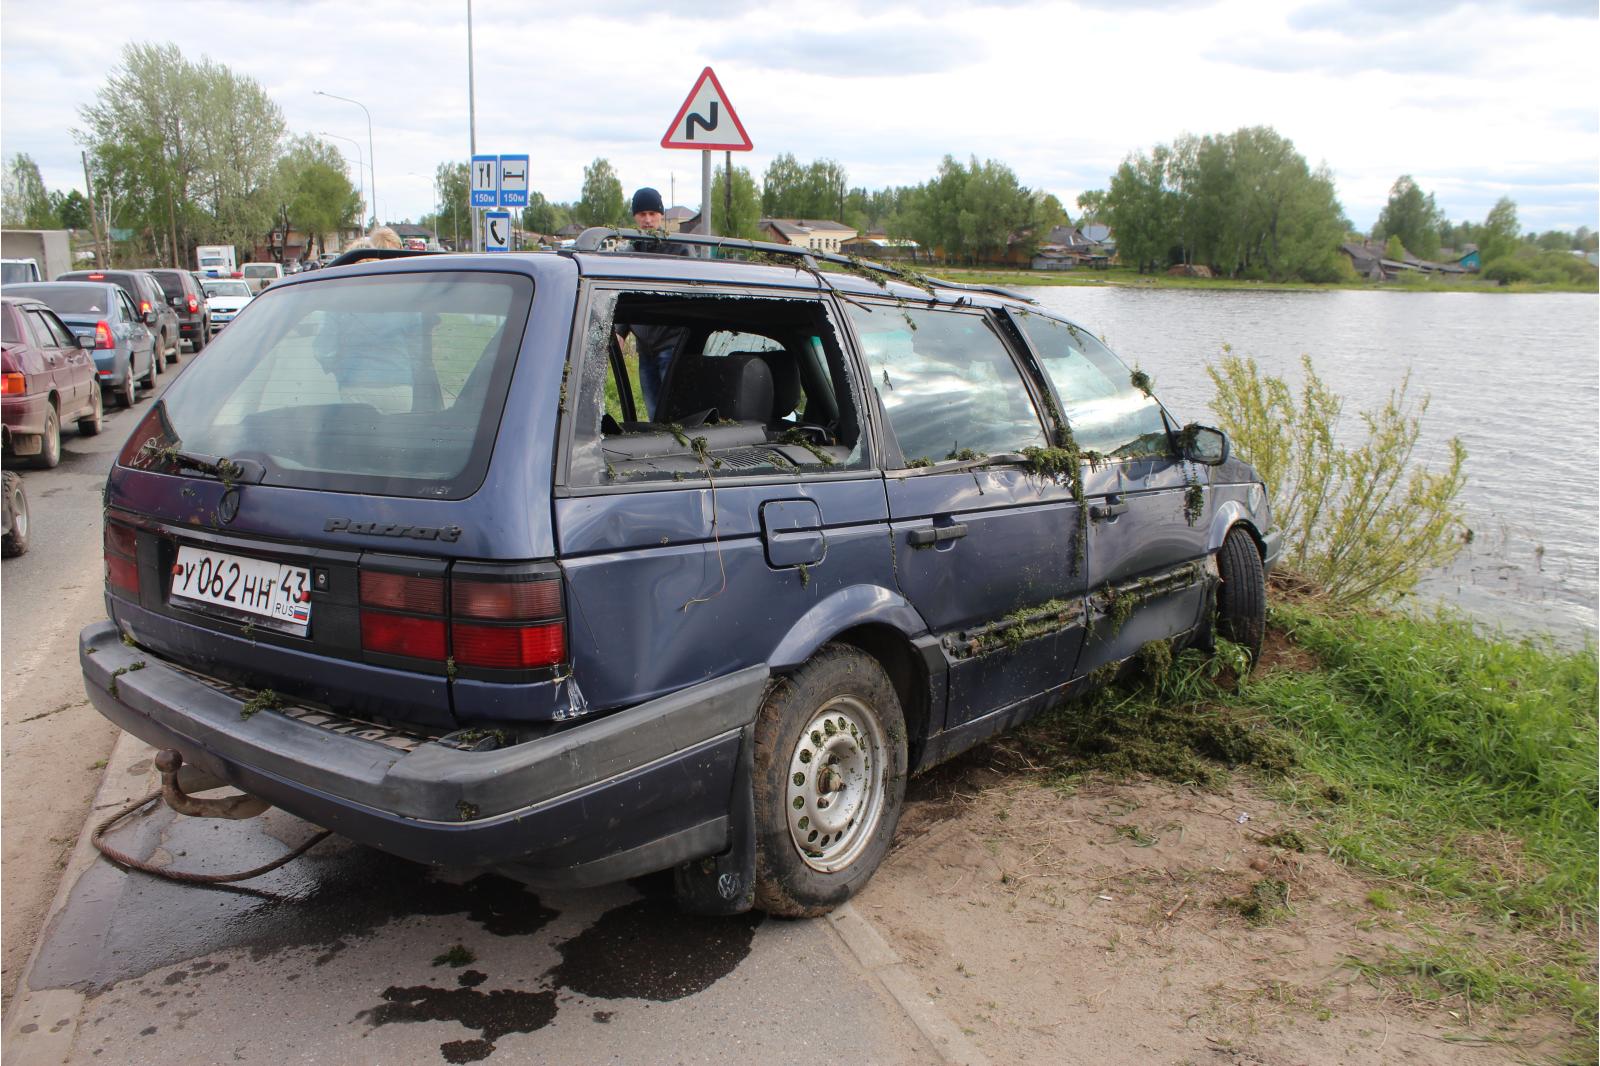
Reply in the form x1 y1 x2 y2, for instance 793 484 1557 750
926 266 1599 295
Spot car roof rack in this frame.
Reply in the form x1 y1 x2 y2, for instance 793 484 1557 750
570 227 1035 304
325 247 445 269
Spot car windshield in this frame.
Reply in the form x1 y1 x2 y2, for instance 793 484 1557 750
2 262 37 285
203 281 251 298
125 271 534 499
3 284 113 315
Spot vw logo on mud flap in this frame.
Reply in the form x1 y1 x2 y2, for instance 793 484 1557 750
717 872 742 900
215 488 240 525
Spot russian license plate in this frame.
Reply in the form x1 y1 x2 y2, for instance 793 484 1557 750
170 546 311 635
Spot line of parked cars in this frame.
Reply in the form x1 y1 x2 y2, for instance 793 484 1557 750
2 259 259 554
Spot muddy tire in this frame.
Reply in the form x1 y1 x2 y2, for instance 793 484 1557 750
32 404 61 470
752 644 907 918
78 384 103 436
142 349 158 388
116 365 137 409
1216 526 1266 669
2 471 28 557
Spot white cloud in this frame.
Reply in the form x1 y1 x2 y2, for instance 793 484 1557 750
1 0 1595 231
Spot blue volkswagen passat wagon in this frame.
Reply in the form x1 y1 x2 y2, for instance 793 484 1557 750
80 233 1279 916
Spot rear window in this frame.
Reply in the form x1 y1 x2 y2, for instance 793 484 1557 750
3 284 113 315
243 264 279 278
149 271 187 298
2 307 20 343
124 270 534 499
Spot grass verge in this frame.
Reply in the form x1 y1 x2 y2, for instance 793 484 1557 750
1010 599 1598 1043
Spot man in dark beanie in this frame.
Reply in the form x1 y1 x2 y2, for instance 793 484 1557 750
619 186 689 419
631 186 666 230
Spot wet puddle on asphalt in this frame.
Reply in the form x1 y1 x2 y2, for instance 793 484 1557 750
34 805 773 1063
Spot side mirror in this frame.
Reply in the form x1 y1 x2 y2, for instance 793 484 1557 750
143 310 157 325
77 334 96 350
1179 424 1229 466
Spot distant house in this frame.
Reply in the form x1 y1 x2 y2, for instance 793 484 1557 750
760 219 858 252
1341 240 1470 280
662 206 696 233
555 223 586 240
389 223 437 251
1029 225 1114 270
841 232 924 262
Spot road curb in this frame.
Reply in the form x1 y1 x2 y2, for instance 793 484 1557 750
2 729 156 1063
827 902 991 1066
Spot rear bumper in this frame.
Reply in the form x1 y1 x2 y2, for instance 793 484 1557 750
80 620 768 883
2 393 49 438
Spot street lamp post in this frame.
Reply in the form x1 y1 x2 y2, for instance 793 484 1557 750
314 90 376 228
316 131 367 231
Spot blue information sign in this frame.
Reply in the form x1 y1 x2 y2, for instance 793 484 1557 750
470 155 499 207
484 210 511 252
498 154 529 207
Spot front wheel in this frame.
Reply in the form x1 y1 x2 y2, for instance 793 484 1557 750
753 644 907 918
1216 526 1266 669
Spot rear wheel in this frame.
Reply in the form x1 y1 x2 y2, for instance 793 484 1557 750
1216 526 1266 669
117 363 137 408
2 471 28 557
752 645 907 917
77 384 103 436
165 330 179 364
141 349 158 389
32 404 61 470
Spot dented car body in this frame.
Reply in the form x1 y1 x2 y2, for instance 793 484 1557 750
80 234 1278 916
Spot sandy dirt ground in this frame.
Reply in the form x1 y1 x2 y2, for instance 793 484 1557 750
858 766 1574 1065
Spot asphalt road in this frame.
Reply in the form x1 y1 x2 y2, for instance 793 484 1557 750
0 363 946 1065
1 361 163 1008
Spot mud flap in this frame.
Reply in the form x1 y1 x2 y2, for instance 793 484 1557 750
673 723 757 915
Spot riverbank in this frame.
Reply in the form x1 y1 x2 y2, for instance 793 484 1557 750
930 265 1599 294
894 591 1599 1060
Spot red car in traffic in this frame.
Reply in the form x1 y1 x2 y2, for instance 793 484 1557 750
1 295 104 468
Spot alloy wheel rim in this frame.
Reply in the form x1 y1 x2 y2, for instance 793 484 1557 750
785 695 887 873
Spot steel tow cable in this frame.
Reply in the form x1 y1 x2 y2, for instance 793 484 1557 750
91 791 331 885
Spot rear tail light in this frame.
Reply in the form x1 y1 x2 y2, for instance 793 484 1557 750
105 519 139 597
356 563 566 673
95 321 113 349
231 271 242 279
1 373 24 395
140 299 151 314
187 294 199 314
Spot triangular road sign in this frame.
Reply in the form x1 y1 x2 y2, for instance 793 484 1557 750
661 67 753 151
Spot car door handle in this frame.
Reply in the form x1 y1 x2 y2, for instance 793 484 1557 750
1089 502 1128 520
908 523 968 547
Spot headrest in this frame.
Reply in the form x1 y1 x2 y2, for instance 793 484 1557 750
703 353 774 423
749 350 801 420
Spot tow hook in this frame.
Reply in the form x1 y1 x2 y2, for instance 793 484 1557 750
155 748 270 820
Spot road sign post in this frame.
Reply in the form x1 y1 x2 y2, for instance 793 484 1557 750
484 210 511 252
661 67 752 238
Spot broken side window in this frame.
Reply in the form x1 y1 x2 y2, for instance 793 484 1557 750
846 302 1049 466
1013 311 1170 460
567 288 868 487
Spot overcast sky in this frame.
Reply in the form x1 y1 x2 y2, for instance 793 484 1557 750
3 0 1596 234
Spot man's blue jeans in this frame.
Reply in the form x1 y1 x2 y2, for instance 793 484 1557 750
638 345 674 422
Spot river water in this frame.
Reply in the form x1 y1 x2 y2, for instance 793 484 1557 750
1020 286 1599 646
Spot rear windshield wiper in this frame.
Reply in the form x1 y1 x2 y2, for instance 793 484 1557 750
170 450 266 484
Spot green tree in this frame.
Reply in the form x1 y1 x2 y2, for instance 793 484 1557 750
425 161 471 247
711 163 762 239
50 189 92 229
1374 176 1443 259
519 191 568 237
1104 146 1178 273
77 43 285 261
906 155 971 261
1 154 57 227
1075 189 1108 220
1477 196 1520 265
1384 234 1406 260
761 153 805 216
275 136 359 259
1035 192 1071 231
575 158 625 226
958 158 1039 263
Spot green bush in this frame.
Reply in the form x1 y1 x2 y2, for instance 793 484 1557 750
1207 351 1467 605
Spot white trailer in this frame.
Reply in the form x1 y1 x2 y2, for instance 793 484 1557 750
1 229 74 281
195 245 238 278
